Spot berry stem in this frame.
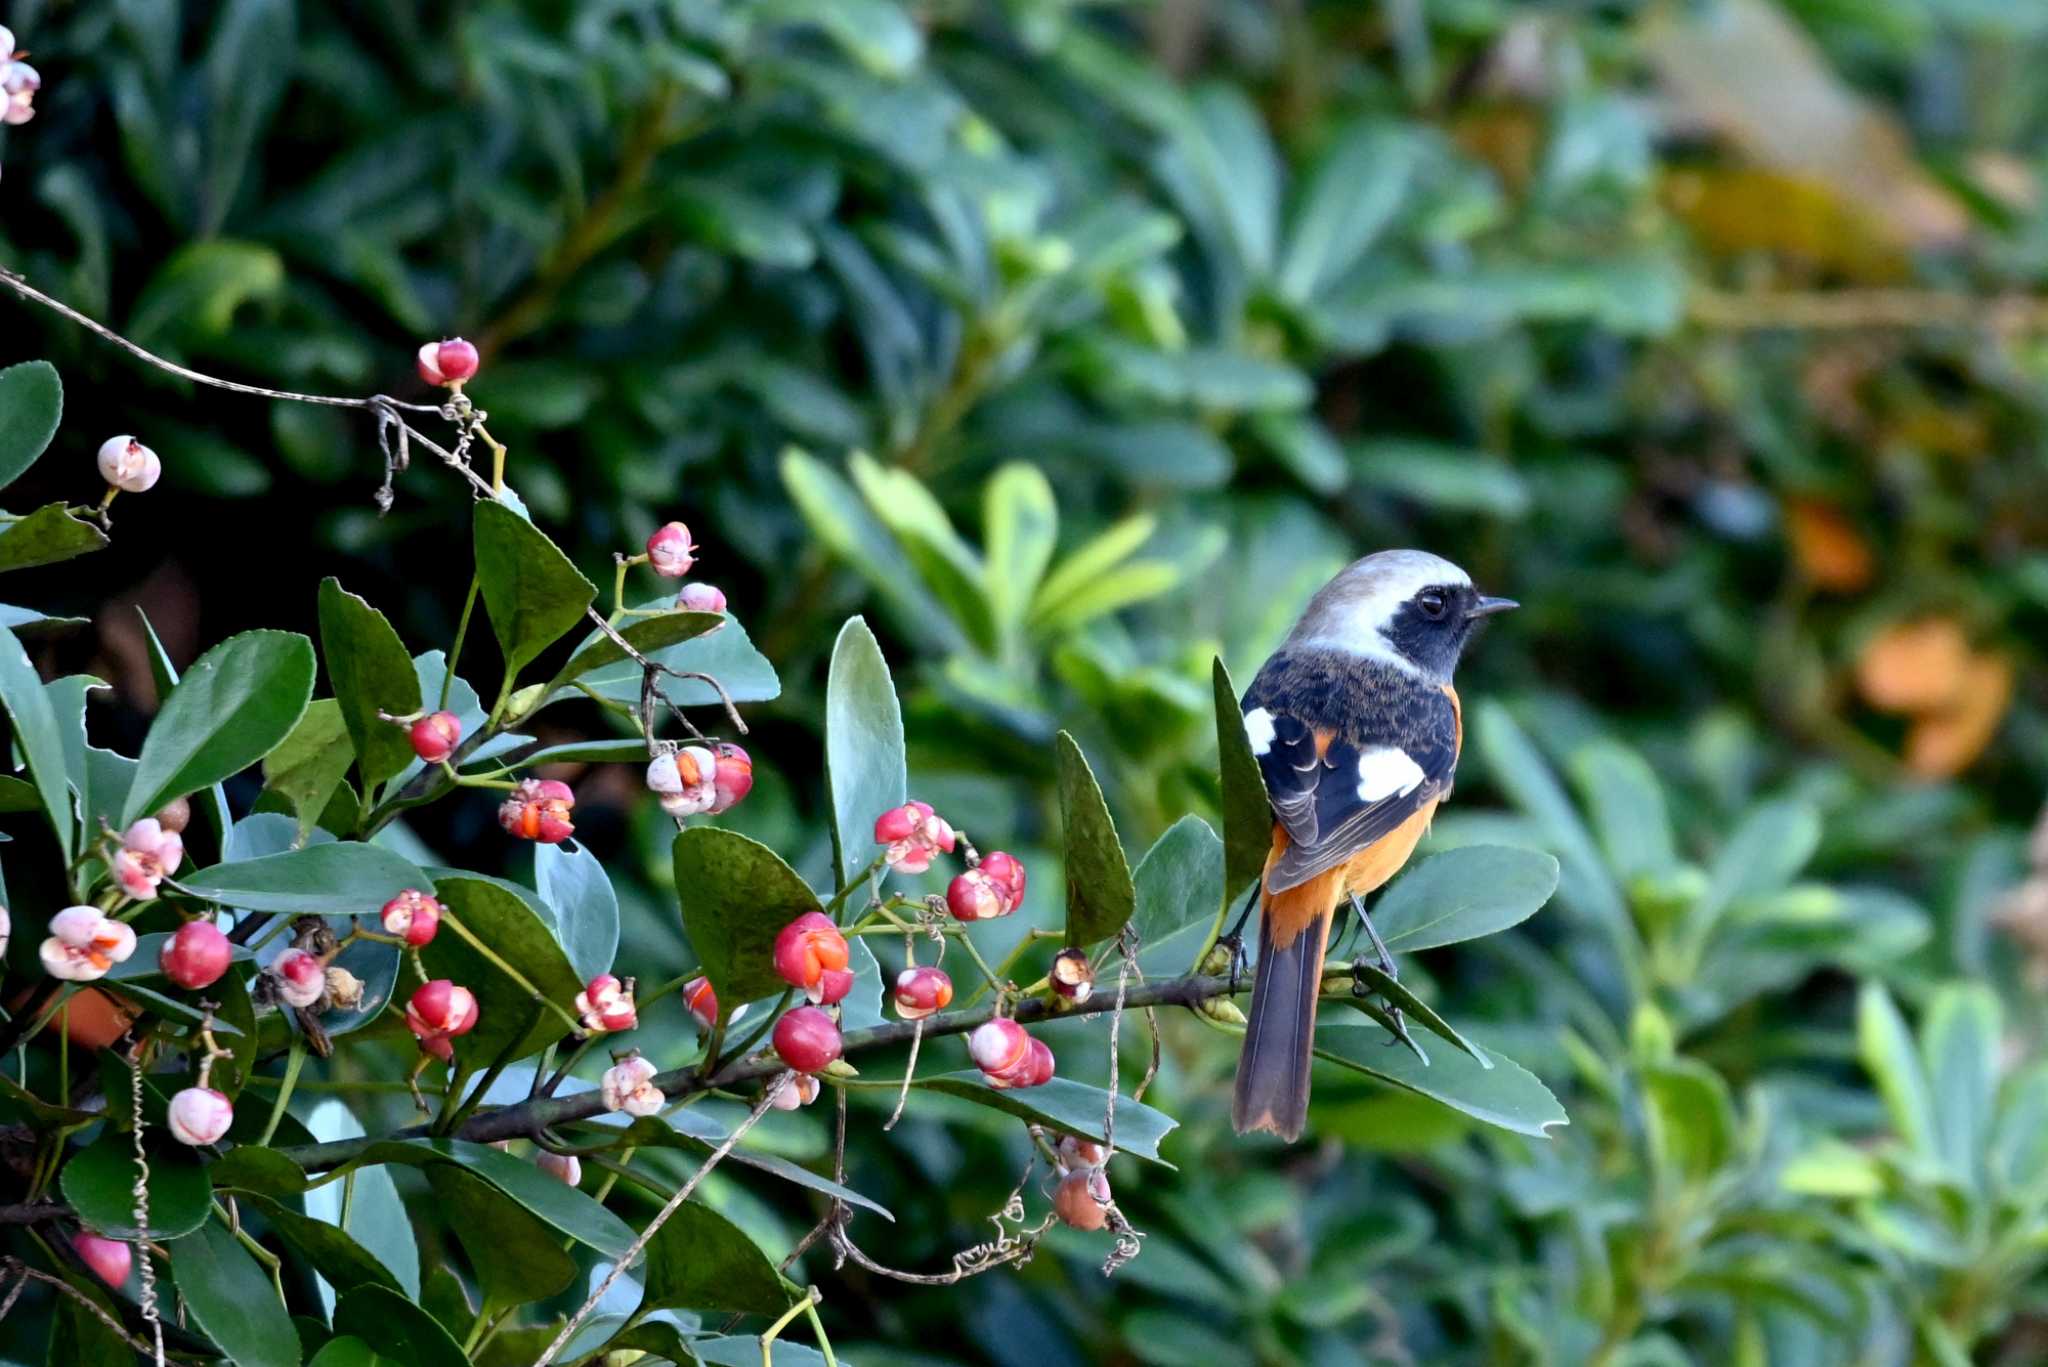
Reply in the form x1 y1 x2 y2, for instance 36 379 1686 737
436 911 586 1036
254 1036 305 1147
440 574 482 712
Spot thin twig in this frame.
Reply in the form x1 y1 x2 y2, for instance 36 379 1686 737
531 1073 794 1367
0 1259 158 1355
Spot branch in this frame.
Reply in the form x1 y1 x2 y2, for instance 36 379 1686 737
272 971 1244 1174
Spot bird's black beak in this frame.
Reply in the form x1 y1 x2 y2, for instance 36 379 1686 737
1466 595 1518 619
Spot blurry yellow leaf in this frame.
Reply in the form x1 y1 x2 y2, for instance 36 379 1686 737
1855 618 1971 715
1905 652 2012 779
1662 168 1909 281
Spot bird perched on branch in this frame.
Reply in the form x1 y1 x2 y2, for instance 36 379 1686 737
1232 550 1515 1140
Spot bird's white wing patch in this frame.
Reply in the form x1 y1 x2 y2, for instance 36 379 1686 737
1355 746 1426 802
1243 707 1276 756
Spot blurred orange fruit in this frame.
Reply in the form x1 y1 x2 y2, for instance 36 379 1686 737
1855 618 1971 713
1785 497 1874 592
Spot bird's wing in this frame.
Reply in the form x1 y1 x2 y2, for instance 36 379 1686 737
1250 694 1459 894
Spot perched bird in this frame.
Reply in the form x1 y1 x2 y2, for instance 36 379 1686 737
1232 550 1515 1139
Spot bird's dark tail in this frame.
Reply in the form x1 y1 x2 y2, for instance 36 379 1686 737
1232 900 1332 1140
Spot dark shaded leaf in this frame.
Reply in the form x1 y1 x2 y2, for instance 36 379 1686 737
0 622 78 862
915 1072 1177 1165
1213 658 1271 908
675 825 822 1013
426 1164 577 1310
182 842 425 916
0 502 108 572
61 1131 212 1239
420 873 583 1063
318 579 423 788
332 1286 470 1367
641 1198 797 1316
124 630 317 823
0 360 62 490
170 1217 303 1367
1056 731 1135 946
260 699 355 843
473 500 596 682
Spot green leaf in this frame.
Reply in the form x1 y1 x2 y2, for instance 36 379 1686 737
0 502 109 572
824 617 906 892
124 629 317 823
231 1193 404 1298
127 240 285 348
0 773 40 811
641 1199 797 1316
0 360 62 491
1314 1022 1567 1137
1213 658 1271 908
1056 731 1136 947
318 579 423 788
675 826 823 1013
1277 120 1416 304
1922 982 2000 1184
532 842 620 983
473 500 596 682
1858 982 1936 1159
571 615 780 709
668 177 816 268
757 0 924 75
61 1131 212 1239
135 609 233 856
1346 963 1488 1065
421 874 584 1063
545 608 722 694
1349 440 1531 518
181 842 425 916
850 451 996 653
1642 1058 1736 1184
0 602 89 637
426 1164 577 1310
1369 846 1560 951
307 1339 403 1367
1681 799 1821 958
260 699 355 843
171 1217 303 1367
578 1112 892 1221
1570 739 1678 884
0 623 77 862
299 1099 420 1306
332 1286 471 1367
983 462 1059 636
1130 815 1225 979
915 1072 1179 1165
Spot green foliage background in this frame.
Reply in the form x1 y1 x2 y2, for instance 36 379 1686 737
5 0 2048 1362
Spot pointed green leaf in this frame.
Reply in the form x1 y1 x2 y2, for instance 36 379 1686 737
181 842 425 916
318 579 423 787
171 1218 303 1367
1346 962 1488 1065
571 614 780 708
124 629 316 823
1570 739 1678 884
1923 982 2000 1184
1642 1058 1736 1184
61 1131 212 1239
545 607 722 694
850 451 997 652
473 499 595 681
1129 815 1225 978
0 502 108 572
983 462 1059 635
1858 982 1936 1159
641 1199 797 1317
824 617 905 892
421 874 583 1063
333 1286 470 1367
231 1193 404 1298
574 1112 892 1221
260 699 355 842
1213 658 1270 906
307 1339 403 1367
675 826 822 1012
0 360 62 490
1680 798 1821 956
1369 846 1560 951
1315 1022 1566 1137
426 1164 577 1310
914 1072 1178 1165
0 622 77 861
533 842 620 983
1057 731 1135 946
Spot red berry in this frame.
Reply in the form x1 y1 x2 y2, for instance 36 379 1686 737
980 851 1027 906
406 979 479 1061
646 522 697 578
380 888 442 946
1022 1038 1055 1087
499 778 575 843
710 743 753 814
159 920 231 990
893 965 953 1020
773 1006 843 1073
73 1232 132 1288
815 967 855 1006
1052 1169 1111 1230
683 975 718 1030
772 912 850 1002
947 870 1007 922
410 711 462 764
969 1018 1030 1076
417 338 479 387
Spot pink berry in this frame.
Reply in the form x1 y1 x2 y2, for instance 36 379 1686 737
710 743 753 814
646 522 697 578
498 778 574 843
270 947 326 1008
893 965 953 1020
947 870 1007 922
535 1150 582 1186
113 817 184 900
416 338 479 387
683 975 718 1030
815 967 855 1007
601 1054 664 1116
980 851 1027 907
773 1006 843 1073
410 711 462 764
158 920 231 991
773 912 850 1003
406 979 479 1061
769 1074 822 1111
1022 1037 1055 1087
874 800 956 874
167 1087 234 1146
675 581 727 616
96 436 161 494
574 973 638 1034
379 888 442 946
73 1232 132 1288
969 1018 1030 1077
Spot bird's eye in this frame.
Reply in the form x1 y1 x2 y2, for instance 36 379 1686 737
1417 591 1448 620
